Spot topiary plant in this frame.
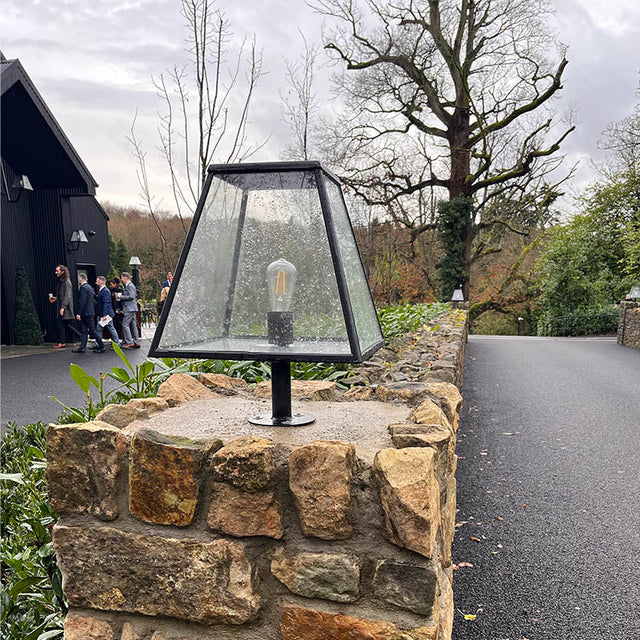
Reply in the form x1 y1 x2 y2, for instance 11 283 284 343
13 265 44 345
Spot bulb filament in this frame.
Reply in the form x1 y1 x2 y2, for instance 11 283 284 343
276 271 286 295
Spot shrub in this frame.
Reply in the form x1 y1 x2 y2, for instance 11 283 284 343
0 422 65 640
13 266 44 346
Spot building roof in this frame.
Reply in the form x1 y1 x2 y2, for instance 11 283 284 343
1 54 99 194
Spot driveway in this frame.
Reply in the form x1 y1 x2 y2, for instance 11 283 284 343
453 336 640 639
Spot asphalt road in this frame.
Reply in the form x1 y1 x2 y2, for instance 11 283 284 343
452 336 640 640
1 340 152 427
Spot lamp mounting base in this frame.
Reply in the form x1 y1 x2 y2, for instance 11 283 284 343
248 412 316 427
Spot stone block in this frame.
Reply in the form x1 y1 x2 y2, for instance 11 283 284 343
412 399 451 430
156 373 216 406
425 382 462 431
210 436 274 492
375 382 430 405
343 386 374 401
208 482 283 539
271 548 360 602
289 441 356 540
254 379 337 401
280 605 437 640
197 373 250 394
46 421 123 520
127 397 169 414
373 559 438 615
372 448 441 558
389 423 455 483
95 403 149 429
440 474 457 567
53 525 260 625
64 615 114 640
129 428 220 526
121 622 139 640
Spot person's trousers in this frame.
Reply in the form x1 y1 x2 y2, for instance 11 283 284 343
122 310 140 345
57 316 82 344
79 315 103 351
96 320 121 346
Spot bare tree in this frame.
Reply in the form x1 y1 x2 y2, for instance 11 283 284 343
131 0 267 238
311 0 575 296
280 32 322 161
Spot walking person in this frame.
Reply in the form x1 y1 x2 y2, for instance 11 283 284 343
119 272 141 349
94 276 121 352
49 264 82 349
108 277 124 340
72 273 103 353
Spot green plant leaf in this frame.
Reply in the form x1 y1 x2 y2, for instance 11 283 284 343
68 364 95 393
109 367 131 383
112 342 134 373
0 472 26 486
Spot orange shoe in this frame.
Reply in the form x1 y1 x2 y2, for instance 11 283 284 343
53 343 66 349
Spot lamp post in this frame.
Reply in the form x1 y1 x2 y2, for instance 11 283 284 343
129 256 141 288
628 285 640 301
148 161 384 426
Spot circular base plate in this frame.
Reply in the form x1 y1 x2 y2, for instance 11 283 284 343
248 412 316 427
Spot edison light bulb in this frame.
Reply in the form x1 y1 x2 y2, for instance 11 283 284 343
267 258 297 312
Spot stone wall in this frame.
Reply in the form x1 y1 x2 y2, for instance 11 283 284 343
617 301 640 349
48 308 468 640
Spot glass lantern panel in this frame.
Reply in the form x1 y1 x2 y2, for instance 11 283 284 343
324 178 384 356
157 170 351 359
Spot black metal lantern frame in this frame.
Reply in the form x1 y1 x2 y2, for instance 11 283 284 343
149 161 384 425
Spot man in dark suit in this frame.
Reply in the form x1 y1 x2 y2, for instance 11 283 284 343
72 273 103 353
94 275 121 353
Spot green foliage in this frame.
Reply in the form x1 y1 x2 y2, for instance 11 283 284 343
1 423 65 640
378 302 450 342
437 198 472 301
535 166 639 335
470 310 518 335
13 266 44 346
107 234 130 278
537 310 619 337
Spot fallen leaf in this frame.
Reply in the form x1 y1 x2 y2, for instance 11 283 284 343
453 562 474 570
463 613 476 621
502 432 519 436
470 536 481 542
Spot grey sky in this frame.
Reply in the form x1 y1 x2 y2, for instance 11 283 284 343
2 0 638 212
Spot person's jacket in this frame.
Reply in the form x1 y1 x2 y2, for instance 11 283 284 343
77 282 95 317
96 286 114 318
111 286 124 313
120 281 138 313
56 278 74 320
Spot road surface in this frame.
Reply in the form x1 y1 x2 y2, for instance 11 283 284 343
452 336 640 639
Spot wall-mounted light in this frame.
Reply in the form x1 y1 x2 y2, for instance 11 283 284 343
1 166 34 203
69 229 89 251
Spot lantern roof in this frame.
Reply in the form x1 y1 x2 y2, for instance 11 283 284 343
148 161 384 363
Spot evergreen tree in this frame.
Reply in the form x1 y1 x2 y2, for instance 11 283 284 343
14 265 44 345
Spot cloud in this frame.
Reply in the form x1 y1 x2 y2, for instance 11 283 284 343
2 0 638 211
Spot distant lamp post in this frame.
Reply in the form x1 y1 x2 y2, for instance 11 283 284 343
149 161 384 426
69 229 89 251
451 287 464 302
129 256 141 288
628 285 640 301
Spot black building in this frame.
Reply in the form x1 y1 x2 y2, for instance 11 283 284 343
1 53 110 344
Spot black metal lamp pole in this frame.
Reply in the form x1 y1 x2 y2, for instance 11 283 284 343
271 360 292 421
249 360 315 427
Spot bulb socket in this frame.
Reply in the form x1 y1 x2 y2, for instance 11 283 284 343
268 311 293 346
